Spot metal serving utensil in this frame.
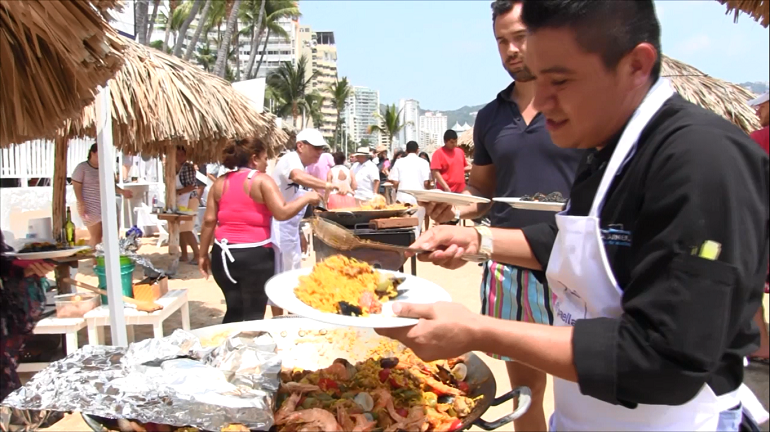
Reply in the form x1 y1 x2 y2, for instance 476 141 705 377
310 216 488 263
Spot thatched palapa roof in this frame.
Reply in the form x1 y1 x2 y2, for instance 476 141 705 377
661 55 760 134
62 36 287 161
0 0 126 147
459 56 760 153
718 0 769 27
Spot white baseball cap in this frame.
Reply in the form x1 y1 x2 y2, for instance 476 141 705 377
351 146 370 156
296 128 328 147
748 91 769 107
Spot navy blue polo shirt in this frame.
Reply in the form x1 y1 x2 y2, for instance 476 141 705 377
473 81 584 229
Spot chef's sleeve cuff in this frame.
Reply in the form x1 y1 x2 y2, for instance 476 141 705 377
573 317 632 407
520 222 557 270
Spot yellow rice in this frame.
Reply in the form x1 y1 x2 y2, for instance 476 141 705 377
295 255 381 314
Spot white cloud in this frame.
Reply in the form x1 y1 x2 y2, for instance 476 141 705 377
675 34 712 54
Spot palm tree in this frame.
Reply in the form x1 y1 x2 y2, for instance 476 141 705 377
173 0 204 57
241 0 299 80
183 0 212 60
195 44 216 71
267 55 318 128
155 1 192 52
214 0 242 78
368 104 406 148
329 77 352 150
146 0 161 43
161 0 178 52
136 0 149 45
252 1 299 78
304 92 325 129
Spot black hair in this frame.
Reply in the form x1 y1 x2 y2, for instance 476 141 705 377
521 0 662 80
176 145 187 155
491 0 522 22
418 152 430 163
222 137 266 169
88 144 97 158
332 151 346 165
443 130 458 143
406 141 419 153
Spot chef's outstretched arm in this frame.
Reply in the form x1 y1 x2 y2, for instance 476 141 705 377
409 222 556 271
388 126 768 408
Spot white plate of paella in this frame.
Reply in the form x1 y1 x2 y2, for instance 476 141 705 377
265 255 451 328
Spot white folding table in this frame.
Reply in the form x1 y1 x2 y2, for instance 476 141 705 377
17 316 88 373
84 289 190 345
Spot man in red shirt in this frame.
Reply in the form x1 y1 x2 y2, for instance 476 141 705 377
430 130 469 193
749 91 769 365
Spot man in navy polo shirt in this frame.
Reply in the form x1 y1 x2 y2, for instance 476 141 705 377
429 0 583 429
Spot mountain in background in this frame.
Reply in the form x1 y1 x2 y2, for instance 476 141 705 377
380 103 487 128
739 81 768 95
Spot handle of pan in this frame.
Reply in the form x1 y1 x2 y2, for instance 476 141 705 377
472 386 532 431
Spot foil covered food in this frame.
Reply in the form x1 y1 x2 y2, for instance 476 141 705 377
0 330 280 432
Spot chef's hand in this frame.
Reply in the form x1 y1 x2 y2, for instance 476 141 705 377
198 255 211 279
409 225 480 270
22 261 57 278
421 202 456 224
376 302 480 362
334 182 352 196
304 190 321 206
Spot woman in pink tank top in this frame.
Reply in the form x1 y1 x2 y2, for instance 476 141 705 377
198 138 320 323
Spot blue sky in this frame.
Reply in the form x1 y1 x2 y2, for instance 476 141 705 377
300 0 769 110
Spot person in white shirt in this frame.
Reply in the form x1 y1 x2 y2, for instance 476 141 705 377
327 151 357 192
271 129 351 315
350 147 380 205
388 141 431 235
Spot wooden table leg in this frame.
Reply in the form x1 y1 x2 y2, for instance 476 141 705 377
168 220 180 274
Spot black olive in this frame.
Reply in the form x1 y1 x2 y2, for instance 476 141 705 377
437 395 455 404
380 357 399 369
338 301 362 316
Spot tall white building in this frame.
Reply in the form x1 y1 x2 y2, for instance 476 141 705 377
419 111 448 148
343 86 380 146
398 99 420 148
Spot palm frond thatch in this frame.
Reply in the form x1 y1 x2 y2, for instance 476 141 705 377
0 0 126 147
662 55 760 134
460 55 760 153
61 36 287 161
717 0 769 28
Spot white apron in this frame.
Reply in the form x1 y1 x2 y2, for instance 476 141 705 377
545 78 766 431
214 170 281 284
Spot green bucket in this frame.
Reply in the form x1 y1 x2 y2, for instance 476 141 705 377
94 260 135 305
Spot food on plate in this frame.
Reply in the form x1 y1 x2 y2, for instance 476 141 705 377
294 255 405 316
276 352 476 432
18 241 69 253
520 192 566 203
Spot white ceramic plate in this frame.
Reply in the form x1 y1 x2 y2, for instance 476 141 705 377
7 245 91 260
265 267 451 328
493 197 565 212
399 189 490 206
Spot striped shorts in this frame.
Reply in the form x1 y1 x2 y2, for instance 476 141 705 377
480 260 555 361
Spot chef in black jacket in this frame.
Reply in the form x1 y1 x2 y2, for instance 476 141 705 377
377 1 769 430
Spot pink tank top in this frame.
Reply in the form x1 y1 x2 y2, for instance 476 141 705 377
214 170 272 245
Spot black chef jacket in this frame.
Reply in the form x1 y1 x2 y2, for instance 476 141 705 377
522 94 770 408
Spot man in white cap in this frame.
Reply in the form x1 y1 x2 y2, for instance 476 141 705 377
350 147 380 205
271 129 351 315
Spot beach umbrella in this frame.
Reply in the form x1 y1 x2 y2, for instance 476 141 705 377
717 0 769 28
0 0 125 147
60 35 287 162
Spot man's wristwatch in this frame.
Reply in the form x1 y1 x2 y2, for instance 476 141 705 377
474 225 493 259
451 207 461 223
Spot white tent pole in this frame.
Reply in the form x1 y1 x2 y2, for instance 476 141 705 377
96 85 128 347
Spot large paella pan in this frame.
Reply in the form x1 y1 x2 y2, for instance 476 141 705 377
82 318 530 431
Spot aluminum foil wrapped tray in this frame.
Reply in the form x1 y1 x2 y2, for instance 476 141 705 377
0 329 281 431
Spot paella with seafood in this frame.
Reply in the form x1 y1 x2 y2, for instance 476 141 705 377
276 351 475 432
294 256 405 317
